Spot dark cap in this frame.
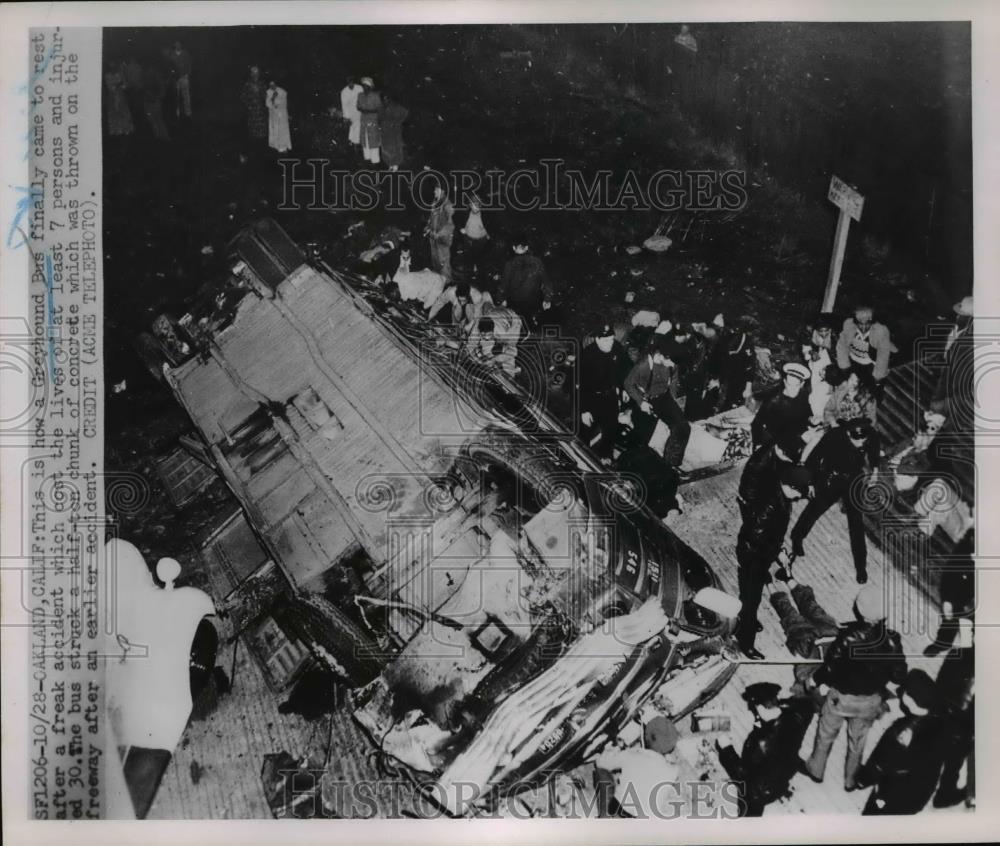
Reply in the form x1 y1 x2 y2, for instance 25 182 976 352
774 434 804 462
595 323 615 339
779 463 812 491
843 418 872 441
903 669 941 712
743 681 782 710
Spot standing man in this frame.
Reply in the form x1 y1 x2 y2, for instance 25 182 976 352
933 628 975 808
240 66 268 143
716 316 756 413
800 584 907 789
265 80 291 153
836 304 894 393
928 295 974 494
716 683 817 816
802 312 838 420
356 77 382 164
577 324 630 464
750 362 813 451
340 76 363 148
664 323 705 420
739 434 803 516
624 335 691 469
854 670 946 815
459 197 490 277
734 462 812 660
168 40 193 119
499 236 554 328
142 62 171 141
426 185 455 282
379 91 409 171
789 418 878 584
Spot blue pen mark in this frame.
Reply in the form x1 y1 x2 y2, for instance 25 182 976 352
6 185 42 249
45 251 56 381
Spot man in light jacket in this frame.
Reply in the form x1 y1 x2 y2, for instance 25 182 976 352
835 305 895 390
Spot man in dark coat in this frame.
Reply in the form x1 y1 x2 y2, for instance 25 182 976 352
577 324 630 462
801 584 907 789
928 295 974 501
933 635 975 808
623 335 691 468
715 317 756 413
498 236 553 327
663 323 704 419
717 682 817 816
379 93 409 171
750 362 813 451
734 462 812 659
356 77 382 164
855 669 946 815
924 530 974 656
789 417 878 583
739 434 803 509
425 185 455 282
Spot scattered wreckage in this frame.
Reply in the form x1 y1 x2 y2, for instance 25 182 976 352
149 219 741 816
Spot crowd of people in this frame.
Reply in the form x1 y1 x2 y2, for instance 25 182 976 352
103 40 194 141
103 46 975 818
400 237 975 816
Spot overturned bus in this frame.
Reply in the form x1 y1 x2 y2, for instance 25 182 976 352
156 219 740 816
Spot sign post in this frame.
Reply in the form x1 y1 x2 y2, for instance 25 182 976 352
822 175 865 313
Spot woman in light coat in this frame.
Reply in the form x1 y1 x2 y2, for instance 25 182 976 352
266 80 291 153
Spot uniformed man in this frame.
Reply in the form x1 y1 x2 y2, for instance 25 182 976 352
738 434 804 513
716 682 816 816
735 462 812 660
933 627 975 808
577 324 630 463
789 417 878 584
750 362 813 451
855 669 945 815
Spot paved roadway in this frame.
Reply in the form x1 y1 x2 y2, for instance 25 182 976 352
149 462 965 818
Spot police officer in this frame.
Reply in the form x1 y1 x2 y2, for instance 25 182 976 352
577 324 630 463
789 417 879 584
933 621 974 808
716 682 816 816
855 669 945 815
735 462 812 660
750 362 813 451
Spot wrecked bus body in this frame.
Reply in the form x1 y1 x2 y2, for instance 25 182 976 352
159 219 739 815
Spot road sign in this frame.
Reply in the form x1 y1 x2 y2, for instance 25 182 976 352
822 176 865 312
828 175 864 223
